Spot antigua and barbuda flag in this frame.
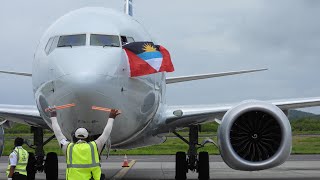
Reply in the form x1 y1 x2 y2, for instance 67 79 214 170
123 42 174 77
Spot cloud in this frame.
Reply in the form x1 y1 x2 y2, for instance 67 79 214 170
0 0 320 113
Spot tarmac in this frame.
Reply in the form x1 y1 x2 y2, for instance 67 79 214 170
1 155 320 180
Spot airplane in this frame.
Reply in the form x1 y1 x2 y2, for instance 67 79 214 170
1 0 320 179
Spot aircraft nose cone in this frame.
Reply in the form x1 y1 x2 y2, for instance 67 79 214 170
52 74 120 136
56 74 118 106
64 73 107 89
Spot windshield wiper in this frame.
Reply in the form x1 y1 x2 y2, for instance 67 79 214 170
103 44 119 48
58 45 73 48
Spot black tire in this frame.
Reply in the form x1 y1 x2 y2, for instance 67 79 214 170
198 152 209 180
27 152 36 180
175 152 187 180
100 173 106 180
45 152 58 180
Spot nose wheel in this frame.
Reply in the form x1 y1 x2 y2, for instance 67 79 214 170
173 125 210 180
198 152 209 180
175 152 187 179
25 127 58 180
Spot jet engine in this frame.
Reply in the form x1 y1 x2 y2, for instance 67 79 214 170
0 126 4 157
218 101 292 171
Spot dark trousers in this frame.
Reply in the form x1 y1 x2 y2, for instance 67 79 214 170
12 172 27 180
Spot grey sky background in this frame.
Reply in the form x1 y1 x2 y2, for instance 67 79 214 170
0 0 320 113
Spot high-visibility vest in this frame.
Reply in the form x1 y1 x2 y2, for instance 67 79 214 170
66 141 101 180
6 147 29 176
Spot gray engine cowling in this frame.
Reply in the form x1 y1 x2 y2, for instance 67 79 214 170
218 100 292 171
0 126 4 157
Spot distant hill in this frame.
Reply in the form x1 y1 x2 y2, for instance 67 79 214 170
288 110 317 121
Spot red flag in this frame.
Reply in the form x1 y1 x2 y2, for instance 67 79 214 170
124 49 157 77
123 42 175 77
158 45 175 73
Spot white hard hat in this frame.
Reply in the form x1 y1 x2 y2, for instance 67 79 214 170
75 128 89 139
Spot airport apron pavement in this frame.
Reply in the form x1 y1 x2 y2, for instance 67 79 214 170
1 155 320 180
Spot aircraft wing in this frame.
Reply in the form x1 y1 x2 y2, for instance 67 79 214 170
0 104 48 128
166 68 267 84
0 70 32 77
161 97 320 132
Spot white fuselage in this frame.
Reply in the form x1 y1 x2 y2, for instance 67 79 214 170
32 7 166 148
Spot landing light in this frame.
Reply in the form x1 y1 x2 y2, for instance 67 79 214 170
173 110 183 117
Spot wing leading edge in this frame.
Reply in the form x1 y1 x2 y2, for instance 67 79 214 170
0 104 48 129
166 68 267 84
159 97 320 133
0 70 32 77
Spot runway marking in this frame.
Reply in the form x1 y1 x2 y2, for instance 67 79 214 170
111 160 136 180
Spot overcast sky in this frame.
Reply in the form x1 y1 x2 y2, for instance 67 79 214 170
0 0 320 113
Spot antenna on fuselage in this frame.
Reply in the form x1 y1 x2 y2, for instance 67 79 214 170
124 0 133 16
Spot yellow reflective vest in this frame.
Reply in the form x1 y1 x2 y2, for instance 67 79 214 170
66 141 101 180
6 147 29 176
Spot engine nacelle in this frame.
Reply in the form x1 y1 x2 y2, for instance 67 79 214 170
0 126 4 157
218 100 292 171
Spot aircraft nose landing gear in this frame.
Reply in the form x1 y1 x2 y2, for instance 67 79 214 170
173 125 211 180
25 127 58 180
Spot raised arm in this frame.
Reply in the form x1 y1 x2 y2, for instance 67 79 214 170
48 108 70 154
95 109 121 153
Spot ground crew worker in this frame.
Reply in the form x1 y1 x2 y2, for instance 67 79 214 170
48 108 120 180
6 137 29 180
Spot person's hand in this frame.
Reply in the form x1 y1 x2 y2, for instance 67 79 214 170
109 109 121 119
48 106 57 117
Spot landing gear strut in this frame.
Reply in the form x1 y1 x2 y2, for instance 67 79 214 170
174 125 210 180
26 127 58 180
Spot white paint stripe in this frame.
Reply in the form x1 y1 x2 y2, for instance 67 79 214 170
111 160 136 180
145 58 162 71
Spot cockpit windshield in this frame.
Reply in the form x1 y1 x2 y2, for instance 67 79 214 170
90 34 120 47
57 34 86 47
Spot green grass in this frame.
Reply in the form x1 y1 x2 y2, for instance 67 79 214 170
292 136 320 154
4 134 61 155
3 134 219 156
3 133 320 155
3 117 320 155
292 131 320 135
109 137 219 155
291 118 320 132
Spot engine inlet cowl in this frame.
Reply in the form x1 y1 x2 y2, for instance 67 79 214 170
218 101 292 171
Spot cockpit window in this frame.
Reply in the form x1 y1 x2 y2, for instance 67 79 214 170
90 34 120 47
45 37 54 54
120 36 135 45
57 34 86 47
127 37 135 43
45 36 59 55
121 36 128 45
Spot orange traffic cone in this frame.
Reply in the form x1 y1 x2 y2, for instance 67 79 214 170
122 154 130 167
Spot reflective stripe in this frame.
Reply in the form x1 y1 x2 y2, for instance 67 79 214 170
88 142 96 165
14 169 27 172
6 147 28 176
16 163 28 165
14 150 19 162
68 143 75 165
67 142 99 168
7 169 27 173
67 163 101 168
15 149 20 163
